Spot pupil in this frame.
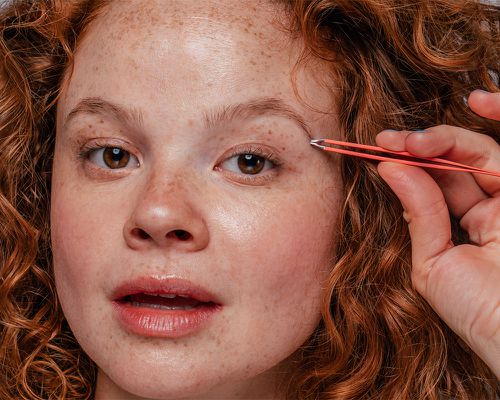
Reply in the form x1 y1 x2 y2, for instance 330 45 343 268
238 154 265 175
111 148 121 160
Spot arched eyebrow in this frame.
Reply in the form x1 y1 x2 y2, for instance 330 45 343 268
203 97 312 140
63 97 144 130
63 96 312 140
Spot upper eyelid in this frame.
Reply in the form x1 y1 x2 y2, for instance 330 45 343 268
79 143 140 170
78 139 138 157
220 143 283 164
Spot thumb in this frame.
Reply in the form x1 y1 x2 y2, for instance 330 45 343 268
377 162 453 294
467 90 500 121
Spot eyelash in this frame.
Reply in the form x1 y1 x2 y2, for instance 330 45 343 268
78 139 122 159
77 141 283 183
218 144 283 184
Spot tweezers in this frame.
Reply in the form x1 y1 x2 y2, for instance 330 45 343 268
310 139 500 178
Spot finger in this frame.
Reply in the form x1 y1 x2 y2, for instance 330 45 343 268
422 169 489 218
377 126 500 197
460 197 500 246
468 90 500 121
375 129 410 151
377 162 453 293
376 128 494 216
404 126 500 196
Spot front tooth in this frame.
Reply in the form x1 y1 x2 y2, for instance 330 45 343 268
159 294 177 298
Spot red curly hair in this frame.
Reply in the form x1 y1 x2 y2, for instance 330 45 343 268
0 0 499 399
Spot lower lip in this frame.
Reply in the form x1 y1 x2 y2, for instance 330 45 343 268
112 301 221 338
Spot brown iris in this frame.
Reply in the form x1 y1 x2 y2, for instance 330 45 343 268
237 154 265 175
103 147 130 169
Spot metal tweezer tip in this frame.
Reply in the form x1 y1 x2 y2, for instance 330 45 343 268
310 139 325 149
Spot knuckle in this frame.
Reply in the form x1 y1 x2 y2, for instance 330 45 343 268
460 198 500 244
403 197 448 227
420 197 448 219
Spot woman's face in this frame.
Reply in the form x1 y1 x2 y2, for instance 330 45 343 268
51 1 341 398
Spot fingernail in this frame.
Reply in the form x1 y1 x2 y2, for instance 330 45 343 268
379 129 399 133
411 129 428 133
475 89 490 94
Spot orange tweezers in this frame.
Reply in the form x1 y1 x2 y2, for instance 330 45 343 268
310 139 500 178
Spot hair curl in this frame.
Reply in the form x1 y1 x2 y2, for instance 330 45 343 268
1 1 108 398
0 0 499 399
279 1 500 398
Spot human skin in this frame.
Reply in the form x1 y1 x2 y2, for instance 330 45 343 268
376 90 500 378
51 0 341 399
50 0 500 398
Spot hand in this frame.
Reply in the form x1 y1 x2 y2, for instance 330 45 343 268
375 89 500 378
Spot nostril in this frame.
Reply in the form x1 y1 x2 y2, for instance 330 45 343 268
170 229 192 241
132 228 151 240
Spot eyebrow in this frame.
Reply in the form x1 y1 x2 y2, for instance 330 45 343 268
203 97 312 140
64 97 144 130
64 96 312 140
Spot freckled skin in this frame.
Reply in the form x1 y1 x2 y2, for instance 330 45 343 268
51 1 341 399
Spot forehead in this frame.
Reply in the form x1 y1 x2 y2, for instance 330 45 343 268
99 0 288 53
57 0 333 133
62 1 293 94
107 0 282 33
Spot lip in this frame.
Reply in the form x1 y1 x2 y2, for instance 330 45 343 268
111 276 222 338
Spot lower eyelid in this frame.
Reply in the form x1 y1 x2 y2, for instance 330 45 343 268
237 172 278 185
81 162 127 180
215 164 280 185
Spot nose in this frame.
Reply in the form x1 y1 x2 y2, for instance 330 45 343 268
123 174 209 252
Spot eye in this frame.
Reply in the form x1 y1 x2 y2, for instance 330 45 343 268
80 145 140 170
222 153 272 175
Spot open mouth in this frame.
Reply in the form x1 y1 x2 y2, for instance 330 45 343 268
111 277 222 337
118 292 217 311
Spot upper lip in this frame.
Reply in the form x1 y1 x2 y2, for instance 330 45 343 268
111 276 221 304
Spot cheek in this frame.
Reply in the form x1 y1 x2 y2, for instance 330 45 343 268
50 171 123 314
50 178 132 354
202 185 338 375
212 185 338 312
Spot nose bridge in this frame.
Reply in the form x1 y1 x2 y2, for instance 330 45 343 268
124 166 209 251
145 169 187 201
